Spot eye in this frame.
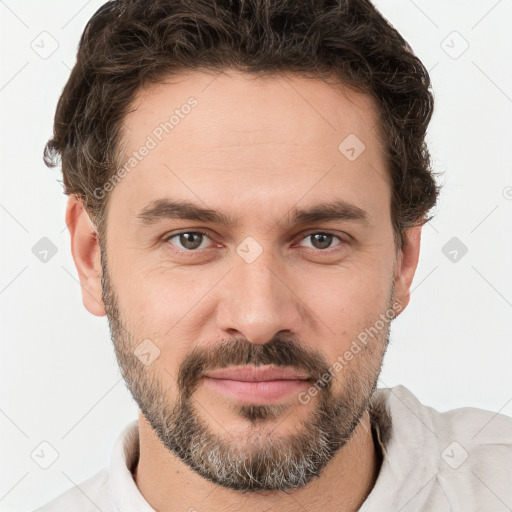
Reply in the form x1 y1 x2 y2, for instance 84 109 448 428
163 230 346 255
164 230 214 252
296 232 344 251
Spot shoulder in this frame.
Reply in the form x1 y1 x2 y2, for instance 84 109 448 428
374 385 512 509
379 385 512 456
406 386 512 463
431 396 512 480
33 468 114 512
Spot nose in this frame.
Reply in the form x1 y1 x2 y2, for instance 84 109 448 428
215 249 305 345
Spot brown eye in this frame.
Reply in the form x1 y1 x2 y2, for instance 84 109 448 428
297 232 343 251
165 231 211 251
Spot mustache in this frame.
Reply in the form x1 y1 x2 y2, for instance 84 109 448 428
178 336 331 399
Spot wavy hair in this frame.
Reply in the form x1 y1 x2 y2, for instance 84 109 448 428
44 0 442 248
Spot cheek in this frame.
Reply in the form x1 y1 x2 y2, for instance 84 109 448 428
301 267 393 357
306 262 393 316
115 273 196 381
118 266 217 360
110 264 182 339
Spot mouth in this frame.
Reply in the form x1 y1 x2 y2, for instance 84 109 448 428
203 365 312 382
202 365 313 404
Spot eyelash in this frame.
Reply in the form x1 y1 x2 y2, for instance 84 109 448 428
162 230 347 255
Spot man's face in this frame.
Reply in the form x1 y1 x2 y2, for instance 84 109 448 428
80 70 415 492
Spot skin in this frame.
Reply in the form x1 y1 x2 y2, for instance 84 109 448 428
66 69 422 512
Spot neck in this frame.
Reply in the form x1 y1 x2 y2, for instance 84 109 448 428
133 410 381 512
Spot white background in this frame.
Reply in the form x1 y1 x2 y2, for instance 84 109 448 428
1 1 511 511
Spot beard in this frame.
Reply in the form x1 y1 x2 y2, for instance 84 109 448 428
100 247 392 493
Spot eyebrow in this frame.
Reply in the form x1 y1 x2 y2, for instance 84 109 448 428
136 198 369 228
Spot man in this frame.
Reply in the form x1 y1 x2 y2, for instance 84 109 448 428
35 0 512 511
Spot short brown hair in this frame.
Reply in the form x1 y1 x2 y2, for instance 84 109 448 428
44 0 442 248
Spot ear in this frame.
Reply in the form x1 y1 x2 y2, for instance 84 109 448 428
392 225 422 317
66 195 106 316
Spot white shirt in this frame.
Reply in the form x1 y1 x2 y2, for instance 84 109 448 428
34 384 512 511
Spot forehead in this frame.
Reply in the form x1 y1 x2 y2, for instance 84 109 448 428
109 70 390 230
121 69 383 152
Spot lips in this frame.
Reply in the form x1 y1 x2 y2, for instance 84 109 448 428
203 365 311 382
202 365 312 404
